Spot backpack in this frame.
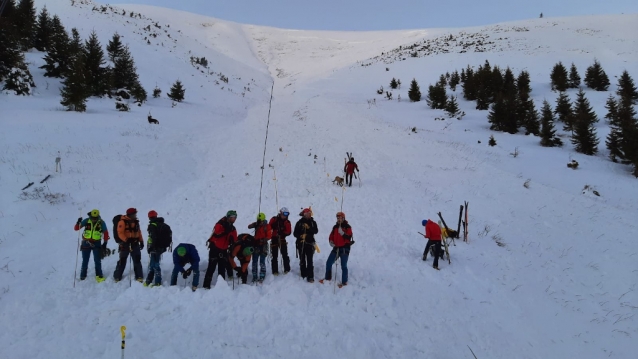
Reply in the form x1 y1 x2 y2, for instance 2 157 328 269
112 215 123 244
153 222 173 252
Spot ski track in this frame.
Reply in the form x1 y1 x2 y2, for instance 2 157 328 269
0 1 637 358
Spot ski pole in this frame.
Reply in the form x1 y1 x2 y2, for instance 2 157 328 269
358 173 362 188
120 326 126 359
73 209 82 288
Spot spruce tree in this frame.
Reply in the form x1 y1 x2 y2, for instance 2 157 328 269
488 134 497 146
408 78 421 102
445 96 461 118
40 15 70 78
540 100 563 147
501 67 517 96
462 66 476 101
488 95 505 131
517 70 531 102
550 62 569 92
111 45 140 93
568 63 581 89
520 99 540 136
605 96 622 162
0 10 22 81
2 64 35 95
616 70 638 104
68 28 84 68
14 0 36 50
554 92 573 132
571 89 599 155
389 78 398 89
449 71 460 91
584 59 610 91
438 74 447 87
83 30 108 97
107 32 124 63
34 6 52 51
502 95 520 134
167 80 185 102
604 95 618 125
426 81 447 109
60 53 89 112
617 97 638 165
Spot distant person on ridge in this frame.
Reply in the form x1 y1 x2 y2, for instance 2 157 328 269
171 243 200 291
319 211 354 287
344 157 359 187
293 208 319 283
248 212 272 283
422 219 443 270
113 208 145 282
74 209 110 282
203 210 237 289
269 207 292 275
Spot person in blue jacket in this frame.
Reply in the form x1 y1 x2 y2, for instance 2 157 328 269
171 243 200 291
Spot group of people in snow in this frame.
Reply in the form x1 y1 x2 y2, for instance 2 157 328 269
73 207 355 291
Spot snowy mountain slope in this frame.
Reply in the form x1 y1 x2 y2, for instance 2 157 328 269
1 1 637 358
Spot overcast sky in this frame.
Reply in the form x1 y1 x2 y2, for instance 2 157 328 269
120 0 638 30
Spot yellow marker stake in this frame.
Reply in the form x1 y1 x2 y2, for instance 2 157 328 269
120 326 126 359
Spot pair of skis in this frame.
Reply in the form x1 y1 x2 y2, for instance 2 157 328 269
435 201 469 265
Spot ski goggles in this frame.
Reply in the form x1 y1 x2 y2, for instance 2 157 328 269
282 212 289 216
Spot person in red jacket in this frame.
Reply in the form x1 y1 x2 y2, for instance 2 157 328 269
269 207 292 275
343 157 359 187
422 219 443 270
319 212 354 287
203 210 237 289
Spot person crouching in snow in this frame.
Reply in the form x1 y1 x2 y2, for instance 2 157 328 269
230 233 256 284
171 243 200 291
74 209 110 282
248 212 272 283
320 212 353 287
422 219 443 270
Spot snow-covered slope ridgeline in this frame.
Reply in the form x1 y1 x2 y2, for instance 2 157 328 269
1 1 637 358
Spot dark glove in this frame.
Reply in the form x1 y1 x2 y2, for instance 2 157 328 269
183 268 192 279
77 217 82 224
100 242 108 259
140 242 144 250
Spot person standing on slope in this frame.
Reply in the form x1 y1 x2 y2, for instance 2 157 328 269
230 233 256 284
248 212 272 283
113 208 145 282
422 219 443 270
320 212 354 287
269 207 292 275
74 209 110 282
144 210 172 287
343 157 359 187
171 243 200 291
293 208 319 283
203 210 237 289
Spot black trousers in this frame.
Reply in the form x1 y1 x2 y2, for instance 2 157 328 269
203 246 231 288
271 239 291 274
113 242 143 281
424 240 443 267
297 241 315 281
345 173 354 186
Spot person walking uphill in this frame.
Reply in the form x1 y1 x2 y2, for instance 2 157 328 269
269 207 292 275
248 212 272 283
113 208 145 282
422 219 443 270
344 157 359 187
203 210 237 289
144 210 172 287
293 208 319 283
320 212 354 287
171 243 200 292
74 209 110 282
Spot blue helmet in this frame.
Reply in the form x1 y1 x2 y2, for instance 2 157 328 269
422 219 428 226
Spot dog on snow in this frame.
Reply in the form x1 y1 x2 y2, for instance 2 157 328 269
147 115 159 124
332 176 344 187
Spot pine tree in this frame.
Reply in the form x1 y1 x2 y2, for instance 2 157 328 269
488 95 505 131
34 6 52 51
517 70 531 102
501 67 517 96
83 30 108 97
554 92 573 132
584 59 610 91
14 0 36 50
0 9 22 82
571 89 599 155
389 78 398 89
445 96 462 118
107 32 124 63
550 62 569 92
449 71 460 91
616 97 638 165
167 79 185 102
604 95 618 125
568 63 581 89
502 95 520 134
462 66 476 101
68 28 84 68
488 134 497 146
40 15 71 78
111 45 140 92
152 86 161 98
60 53 89 112
605 96 623 162
408 78 421 102
426 81 447 109
438 74 447 87
540 100 563 147
520 99 540 136
616 70 638 104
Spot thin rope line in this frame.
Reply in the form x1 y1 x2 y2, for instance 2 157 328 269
258 82 275 213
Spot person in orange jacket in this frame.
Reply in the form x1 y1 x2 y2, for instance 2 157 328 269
230 233 256 284
248 212 272 283
74 209 110 282
422 219 443 270
113 208 145 282
320 211 354 287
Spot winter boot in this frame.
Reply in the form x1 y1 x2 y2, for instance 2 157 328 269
96 276 105 283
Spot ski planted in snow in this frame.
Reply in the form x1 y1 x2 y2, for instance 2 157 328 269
463 201 469 242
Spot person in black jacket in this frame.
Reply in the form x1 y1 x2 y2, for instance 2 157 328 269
144 210 172 287
293 208 319 283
